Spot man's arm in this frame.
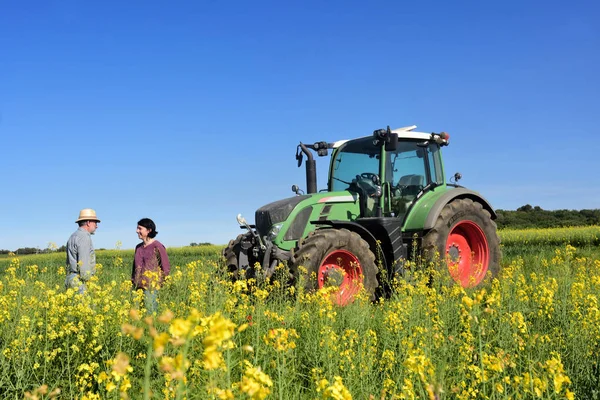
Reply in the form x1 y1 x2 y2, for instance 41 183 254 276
66 237 79 274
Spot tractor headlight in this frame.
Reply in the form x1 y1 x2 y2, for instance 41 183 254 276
267 223 283 241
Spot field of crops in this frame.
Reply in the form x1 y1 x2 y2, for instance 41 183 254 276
1 227 600 399
500 226 600 248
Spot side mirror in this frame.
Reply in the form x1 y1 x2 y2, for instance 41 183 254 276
373 127 398 151
385 133 398 151
295 146 303 167
236 214 248 226
291 184 304 195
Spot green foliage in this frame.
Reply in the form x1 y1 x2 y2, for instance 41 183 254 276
496 205 600 229
189 242 213 247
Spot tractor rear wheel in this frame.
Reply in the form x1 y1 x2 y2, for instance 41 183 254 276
290 228 378 305
422 198 501 287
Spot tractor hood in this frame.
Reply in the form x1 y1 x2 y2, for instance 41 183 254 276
255 195 310 236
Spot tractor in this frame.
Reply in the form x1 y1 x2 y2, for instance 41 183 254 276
223 125 501 304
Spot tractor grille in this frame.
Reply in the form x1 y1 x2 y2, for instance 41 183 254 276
255 195 309 237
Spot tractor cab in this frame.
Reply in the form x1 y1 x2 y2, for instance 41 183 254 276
329 126 448 220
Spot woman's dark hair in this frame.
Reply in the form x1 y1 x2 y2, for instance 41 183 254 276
138 218 158 238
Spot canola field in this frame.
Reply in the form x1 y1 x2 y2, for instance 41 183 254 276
1 227 600 399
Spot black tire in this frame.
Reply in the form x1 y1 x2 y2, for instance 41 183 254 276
422 198 501 287
290 228 379 303
222 234 244 279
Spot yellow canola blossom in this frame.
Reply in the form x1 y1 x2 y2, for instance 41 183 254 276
316 376 352 400
238 360 273 400
202 312 236 370
263 328 299 352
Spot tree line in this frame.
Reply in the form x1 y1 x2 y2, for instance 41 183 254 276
1 243 215 255
0 245 67 255
495 205 600 229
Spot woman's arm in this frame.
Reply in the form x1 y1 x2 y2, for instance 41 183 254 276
157 243 171 277
132 245 141 287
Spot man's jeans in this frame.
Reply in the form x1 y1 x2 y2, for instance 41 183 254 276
65 273 87 294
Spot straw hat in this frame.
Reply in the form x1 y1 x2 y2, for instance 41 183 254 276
75 208 101 223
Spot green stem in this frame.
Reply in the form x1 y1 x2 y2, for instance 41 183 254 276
42 303 49 384
478 319 485 395
278 353 284 400
66 334 73 395
144 337 153 400
175 340 191 400
227 346 231 389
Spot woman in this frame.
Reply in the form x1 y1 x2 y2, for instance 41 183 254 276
132 218 171 313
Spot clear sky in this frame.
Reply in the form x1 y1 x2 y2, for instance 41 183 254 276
1 0 599 251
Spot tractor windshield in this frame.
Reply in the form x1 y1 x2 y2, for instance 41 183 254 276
330 137 379 191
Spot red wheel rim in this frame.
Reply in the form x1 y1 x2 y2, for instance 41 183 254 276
318 250 363 306
445 221 489 287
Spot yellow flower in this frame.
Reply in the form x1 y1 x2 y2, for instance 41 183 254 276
159 354 189 380
495 383 504 393
106 381 116 392
169 318 193 339
462 295 474 309
208 387 235 399
203 313 236 347
111 352 132 377
238 360 273 400
263 328 299 352
203 346 224 370
158 309 174 324
153 332 170 357
316 376 352 400
201 312 237 370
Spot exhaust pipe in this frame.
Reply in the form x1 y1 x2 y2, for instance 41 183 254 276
298 143 317 194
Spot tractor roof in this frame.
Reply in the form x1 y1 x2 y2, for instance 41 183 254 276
332 125 435 148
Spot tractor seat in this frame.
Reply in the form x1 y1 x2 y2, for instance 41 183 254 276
397 174 424 196
391 174 424 216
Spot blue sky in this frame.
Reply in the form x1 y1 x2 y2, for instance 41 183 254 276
1 0 599 251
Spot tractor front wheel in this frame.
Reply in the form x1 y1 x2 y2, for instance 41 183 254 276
422 198 501 287
290 228 378 305
222 234 245 280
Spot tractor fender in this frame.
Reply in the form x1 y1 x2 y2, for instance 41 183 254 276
311 220 388 271
423 188 497 230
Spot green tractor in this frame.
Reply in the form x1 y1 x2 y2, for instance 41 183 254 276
223 125 500 304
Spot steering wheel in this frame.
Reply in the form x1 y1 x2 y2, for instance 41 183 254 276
360 172 377 181
395 184 408 196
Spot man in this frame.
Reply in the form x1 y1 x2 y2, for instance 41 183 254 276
65 208 100 294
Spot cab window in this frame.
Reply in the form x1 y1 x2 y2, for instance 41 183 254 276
428 144 443 184
330 137 380 191
387 141 427 191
